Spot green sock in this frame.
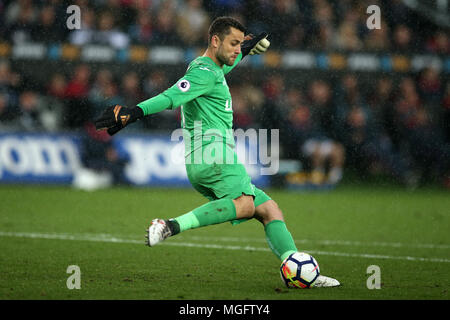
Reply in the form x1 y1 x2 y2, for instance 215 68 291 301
173 198 237 233
264 220 298 261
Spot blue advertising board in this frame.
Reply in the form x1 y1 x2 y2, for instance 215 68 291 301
0 132 269 188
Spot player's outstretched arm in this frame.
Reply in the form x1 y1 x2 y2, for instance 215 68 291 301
95 65 216 135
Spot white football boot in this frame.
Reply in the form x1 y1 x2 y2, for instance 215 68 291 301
145 219 173 247
314 275 341 288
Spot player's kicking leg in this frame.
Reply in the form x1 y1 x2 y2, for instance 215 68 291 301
146 194 254 247
145 186 340 287
254 199 340 288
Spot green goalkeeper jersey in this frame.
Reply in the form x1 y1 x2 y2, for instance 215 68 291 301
159 54 242 162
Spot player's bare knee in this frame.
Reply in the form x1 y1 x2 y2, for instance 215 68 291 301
255 200 284 225
233 195 255 219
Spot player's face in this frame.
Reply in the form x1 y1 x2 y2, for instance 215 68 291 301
217 27 244 66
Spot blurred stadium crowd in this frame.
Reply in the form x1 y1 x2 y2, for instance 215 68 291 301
1 0 449 51
0 0 449 186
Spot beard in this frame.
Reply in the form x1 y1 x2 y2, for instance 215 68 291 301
216 46 234 66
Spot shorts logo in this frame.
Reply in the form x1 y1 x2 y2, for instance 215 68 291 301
177 80 191 92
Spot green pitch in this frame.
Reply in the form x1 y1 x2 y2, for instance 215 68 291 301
0 184 449 300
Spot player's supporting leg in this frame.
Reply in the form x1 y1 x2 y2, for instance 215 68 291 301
254 199 340 287
146 195 255 246
253 200 297 262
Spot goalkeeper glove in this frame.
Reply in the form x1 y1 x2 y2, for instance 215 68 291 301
241 32 270 57
94 104 144 136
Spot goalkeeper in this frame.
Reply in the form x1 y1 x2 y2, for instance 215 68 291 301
95 17 339 287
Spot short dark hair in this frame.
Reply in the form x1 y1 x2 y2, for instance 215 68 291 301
208 16 246 45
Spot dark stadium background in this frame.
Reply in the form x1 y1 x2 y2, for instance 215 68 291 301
0 0 449 189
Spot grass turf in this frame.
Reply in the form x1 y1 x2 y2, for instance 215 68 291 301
0 184 449 300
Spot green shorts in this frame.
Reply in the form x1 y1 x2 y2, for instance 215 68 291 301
185 161 271 225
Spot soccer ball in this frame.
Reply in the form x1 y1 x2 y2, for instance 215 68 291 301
280 252 320 288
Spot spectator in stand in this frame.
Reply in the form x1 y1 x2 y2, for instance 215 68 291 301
34 5 64 43
284 24 307 49
417 67 443 106
143 70 169 97
0 92 18 129
69 9 130 49
128 11 153 44
102 0 134 29
282 88 313 154
308 79 337 138
88 69 123 118
176 0 210 46
95 11 130 49
426 31 450 55
260 73 286 137
152 5 181 45
0 60 20 118
16 91 43 131
206 0 244 16
391 24 413 53
393 77 450 183
308 0 335 50
0 93 8 118
141 70 178 130
99 81 123 113
121 71 144 108
364 21 391 51
4 0 36 25
334 74 366 135
76 121 129 189
394 77 423 140
47 73 67 101
401 106 450 184
340 105 416 185
88 69 114 110
307 81 345 184
335 24 362 51
16 87 63 132
264 0 301 49
38 73 67 131
334 6 366 51
0 60 16 90
65 64 91 100
284 87 345 185
64 64 91 128
231 86 254 130
367 77 398 146
239 79 265 128
120 71 146 131
5 1 36 44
